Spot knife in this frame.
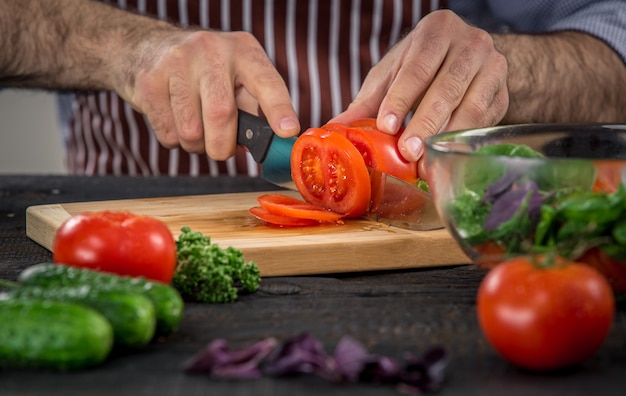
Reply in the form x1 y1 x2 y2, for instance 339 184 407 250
365 167 443 230
236 109 295 188
236 109 443 230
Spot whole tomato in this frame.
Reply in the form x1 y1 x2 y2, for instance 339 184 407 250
477 255 615 371
321 119 418 183
578 247 626 294
53 211 177 283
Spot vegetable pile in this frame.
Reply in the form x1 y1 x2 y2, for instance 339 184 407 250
448 143 626 293
52 211 260 304
184 332 447 395
0 209 263 371
250 119 429 227
0 263 183 371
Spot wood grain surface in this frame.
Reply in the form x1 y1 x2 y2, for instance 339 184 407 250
26 190 471 277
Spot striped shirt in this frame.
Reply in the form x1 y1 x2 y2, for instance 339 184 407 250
65 0 447 176
63 0 626 176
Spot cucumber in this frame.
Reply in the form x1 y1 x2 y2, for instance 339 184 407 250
2 285 156 349
0 298 113 370
18 263 184 337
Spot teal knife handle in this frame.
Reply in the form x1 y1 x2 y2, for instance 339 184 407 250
263 135 296 175
236 109 274 163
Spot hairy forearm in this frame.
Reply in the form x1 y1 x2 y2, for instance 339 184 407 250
0 0 175 92
493 31 626 123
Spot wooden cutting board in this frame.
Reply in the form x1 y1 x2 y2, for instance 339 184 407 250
25 190 471 277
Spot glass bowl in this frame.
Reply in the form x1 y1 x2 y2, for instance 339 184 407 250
425 123 626 293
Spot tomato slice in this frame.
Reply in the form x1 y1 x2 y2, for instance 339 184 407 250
321 119 417 183
592 160 623 193
291 128 371 217
369 178 428 218
257 194 344 222
248 206 319 227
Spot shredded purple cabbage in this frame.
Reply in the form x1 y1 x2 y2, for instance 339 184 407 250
184 332 447 394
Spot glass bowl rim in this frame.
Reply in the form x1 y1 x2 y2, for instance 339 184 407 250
425 122 626 159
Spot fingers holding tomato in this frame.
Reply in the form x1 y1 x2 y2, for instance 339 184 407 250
53 211 177 284
477 255 615 371
321 119 418 183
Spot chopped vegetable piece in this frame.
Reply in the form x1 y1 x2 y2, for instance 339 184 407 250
248 206 320 227
257 193 344 222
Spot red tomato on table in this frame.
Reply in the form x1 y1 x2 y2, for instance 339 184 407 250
291 128 371 217
477 255 615 371
53 211 177 283
321 119 417 183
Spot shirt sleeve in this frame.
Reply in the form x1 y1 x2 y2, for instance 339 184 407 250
547 1 626 63
452 0 626 63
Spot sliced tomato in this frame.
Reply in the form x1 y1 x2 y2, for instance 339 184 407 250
369 178 428 219
248 206 319 227
321 119 417 183
592 160 623 193
291 128 371 217
257 193 344 222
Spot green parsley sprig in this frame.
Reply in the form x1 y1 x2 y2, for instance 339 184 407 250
172 227 260 303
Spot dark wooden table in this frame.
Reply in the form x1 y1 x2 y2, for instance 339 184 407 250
1 175 625 396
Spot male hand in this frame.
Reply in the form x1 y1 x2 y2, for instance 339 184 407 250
120 29 300 161
331 10 509 179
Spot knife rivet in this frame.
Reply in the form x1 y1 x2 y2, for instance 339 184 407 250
245 128 254 140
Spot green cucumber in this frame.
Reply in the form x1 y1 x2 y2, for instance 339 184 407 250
0 298 113 370
18 263 183 337
2 285 156 349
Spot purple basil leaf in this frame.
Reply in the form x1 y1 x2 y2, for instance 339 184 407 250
184 337 277 379
484 180 544 231
397 346 448 394
332 336 370 383
359 355 403 384
483 172 520 203
262 332 332 378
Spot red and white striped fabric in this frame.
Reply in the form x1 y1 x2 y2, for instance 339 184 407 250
66 0 447 176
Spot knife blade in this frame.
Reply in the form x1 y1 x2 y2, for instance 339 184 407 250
236 109 443 230
365 167 443 231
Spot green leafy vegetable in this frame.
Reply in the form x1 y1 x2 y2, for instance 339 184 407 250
449 143 626 263
172 227 261 303
464 144 543 194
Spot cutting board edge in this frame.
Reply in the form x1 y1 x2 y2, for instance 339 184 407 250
242 233 472 276
26 204 72 251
